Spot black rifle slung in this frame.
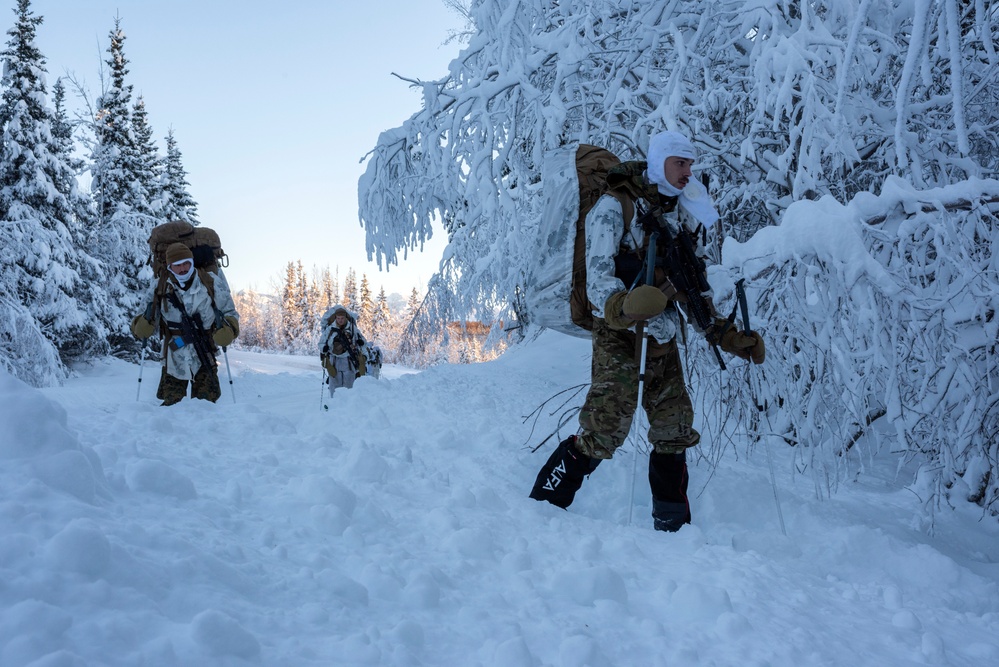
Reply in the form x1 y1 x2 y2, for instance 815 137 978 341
333 329 360 370
165 290 215 372
637 205 726 369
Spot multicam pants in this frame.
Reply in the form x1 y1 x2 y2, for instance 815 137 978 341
156 364 221 406
576 318 700 459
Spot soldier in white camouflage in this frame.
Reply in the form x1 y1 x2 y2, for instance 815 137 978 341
530 131 765 531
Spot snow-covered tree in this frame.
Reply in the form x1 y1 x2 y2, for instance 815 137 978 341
130 95 161 218
342 268 357 312
369 285 392 343
279 261 300 348
691 179 999 522
49 77 107 363
232 289 264 349
87 17 157 356
0 0 99 383
317 265 336 312
358 0 999 517
359 0 998 324
358 274 374 327
159 127 198 225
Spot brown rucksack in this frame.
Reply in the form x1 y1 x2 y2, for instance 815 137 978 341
148 220 227 277
147 220 228 306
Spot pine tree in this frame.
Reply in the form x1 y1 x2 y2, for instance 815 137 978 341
0 0 100 383
160 127 199 224
342 268 357 313
295 260 313 350
405 287 421 320
318 265 336 312
130 95 161 218
358 274 374 327
87 17 156 355
232 289 263 348
331 266 340 307
50 76 107 361
370 285 393 342
279 261 299 347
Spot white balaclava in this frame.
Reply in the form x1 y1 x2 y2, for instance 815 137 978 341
646 131 719 227
170 259 196 286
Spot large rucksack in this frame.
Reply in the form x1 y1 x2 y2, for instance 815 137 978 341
526 144 638 337
148 220 227 277
148 220 228 302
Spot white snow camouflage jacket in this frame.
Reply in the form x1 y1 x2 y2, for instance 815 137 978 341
585 193 713 344
150 269 239 380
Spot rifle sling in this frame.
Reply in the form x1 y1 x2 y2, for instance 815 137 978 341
164 288 214 370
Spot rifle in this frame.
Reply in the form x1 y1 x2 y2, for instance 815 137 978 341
637 204 726 368
329 328 360 370
165 290 215 373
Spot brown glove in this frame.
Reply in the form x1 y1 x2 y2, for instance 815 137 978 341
718 327 766 364
622 285 669 320
130 314 155 339
603 291 636 330
212 316 239 348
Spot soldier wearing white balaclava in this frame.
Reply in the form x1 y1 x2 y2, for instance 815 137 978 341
530 131 766 532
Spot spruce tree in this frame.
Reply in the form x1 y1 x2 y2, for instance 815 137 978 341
130 95 161 218
50 76 107 361
370 285 392 342
358 274 373 327
342 269 357 312
319 266 336 312
279 261 299 347
160 127 199 224
232 289 263 349
0 0 100 382
87 17 156 355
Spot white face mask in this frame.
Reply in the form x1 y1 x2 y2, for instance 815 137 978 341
169 261 196 286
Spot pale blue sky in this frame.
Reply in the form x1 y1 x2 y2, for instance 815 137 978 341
29 0 464 297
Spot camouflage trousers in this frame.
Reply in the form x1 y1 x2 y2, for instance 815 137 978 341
576 318 700 459
156 364 221 406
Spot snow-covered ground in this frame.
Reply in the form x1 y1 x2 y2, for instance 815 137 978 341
2 332 997 666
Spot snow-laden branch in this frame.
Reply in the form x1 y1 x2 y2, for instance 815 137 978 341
696 177 999 518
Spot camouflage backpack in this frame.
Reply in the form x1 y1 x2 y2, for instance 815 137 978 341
526 144 647 337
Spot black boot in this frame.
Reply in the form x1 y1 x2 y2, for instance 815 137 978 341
529 435 600 508
649 450 691 532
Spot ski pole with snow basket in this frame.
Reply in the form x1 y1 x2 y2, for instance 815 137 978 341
136 339 147 401
221 347 236 403
737 280 786 536
627 230 660 526
320 368 327 411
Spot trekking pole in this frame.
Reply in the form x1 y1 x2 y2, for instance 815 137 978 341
221 347 236 403
736 280 786 536
320 368 327 411
627 231 659 527
136 339 147 401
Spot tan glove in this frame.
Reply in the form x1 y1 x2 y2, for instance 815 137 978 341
718 327 766 364
131 314 155 339
603 291 635 330
623 285 669 321
212 316 238 348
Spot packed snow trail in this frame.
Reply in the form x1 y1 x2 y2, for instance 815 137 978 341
1 333 997 666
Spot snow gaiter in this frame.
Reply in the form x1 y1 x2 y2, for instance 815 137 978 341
649 450 691 532
529 435 600 509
